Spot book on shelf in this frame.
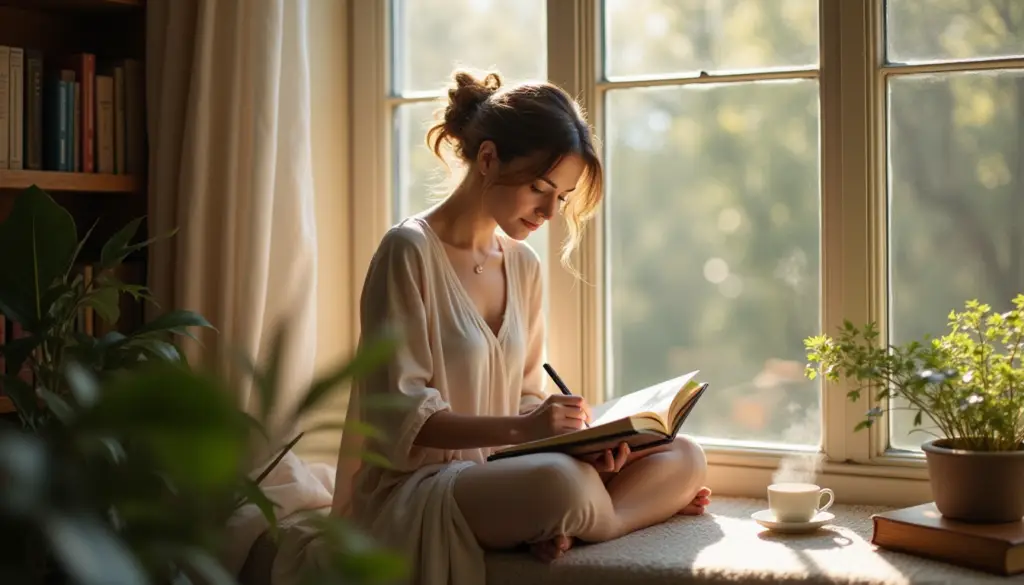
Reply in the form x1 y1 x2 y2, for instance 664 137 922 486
0 44 143 175
488 370 709 461
872 502 1024 576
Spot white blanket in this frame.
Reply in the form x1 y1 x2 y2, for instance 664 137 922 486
223 451 335 585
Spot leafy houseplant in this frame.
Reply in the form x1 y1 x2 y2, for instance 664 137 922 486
0 185 215 432
0 185 409 584
0 321 407 585
804 294 1024 523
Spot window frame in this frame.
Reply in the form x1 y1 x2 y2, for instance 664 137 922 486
347 0 1024 506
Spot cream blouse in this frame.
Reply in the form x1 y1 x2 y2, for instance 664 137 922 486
331 216 548 584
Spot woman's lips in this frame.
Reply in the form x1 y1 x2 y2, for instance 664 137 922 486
522 219 541 231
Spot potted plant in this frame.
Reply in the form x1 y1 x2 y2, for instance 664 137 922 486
0 185 409 584
804 295 1024 524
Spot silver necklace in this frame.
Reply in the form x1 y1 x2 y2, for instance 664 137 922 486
473 237 500 274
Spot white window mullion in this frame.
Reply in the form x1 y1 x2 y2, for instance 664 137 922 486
818 0 849 464
831 0 886 464
350 0 392 336
545 0 604 404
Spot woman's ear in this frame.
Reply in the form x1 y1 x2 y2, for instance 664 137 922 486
476 140 499 176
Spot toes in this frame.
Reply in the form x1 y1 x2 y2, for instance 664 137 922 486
530 536 574 562
530 544 557 562
696 487 712 498
680 503 706 516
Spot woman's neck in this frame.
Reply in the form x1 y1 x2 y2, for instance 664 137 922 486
427 182 498 253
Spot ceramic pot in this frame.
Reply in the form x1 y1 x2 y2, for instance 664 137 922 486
922 438 1024 523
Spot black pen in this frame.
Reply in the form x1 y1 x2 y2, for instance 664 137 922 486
543 363 590 428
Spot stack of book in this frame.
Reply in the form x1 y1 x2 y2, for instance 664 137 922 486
872 502 1024 576
0 46 144 174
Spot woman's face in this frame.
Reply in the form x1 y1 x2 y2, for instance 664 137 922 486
477 144 585 241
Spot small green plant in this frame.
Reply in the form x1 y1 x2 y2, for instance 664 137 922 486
0 185 214 432
804 295 1024 452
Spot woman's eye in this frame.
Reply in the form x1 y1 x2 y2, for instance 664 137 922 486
530 185 545 194
558 195 568 203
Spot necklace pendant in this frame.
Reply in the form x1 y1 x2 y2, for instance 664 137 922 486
474 264 484 274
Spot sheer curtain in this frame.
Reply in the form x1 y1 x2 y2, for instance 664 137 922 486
146 0 318 444
146 1 327 578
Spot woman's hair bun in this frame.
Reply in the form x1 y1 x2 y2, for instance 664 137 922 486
443 70 502 141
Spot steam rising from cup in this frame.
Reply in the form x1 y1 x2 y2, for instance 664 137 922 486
772 451 825 485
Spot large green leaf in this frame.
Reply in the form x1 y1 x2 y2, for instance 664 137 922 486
99 217 144 270
76 363 248 491
234 479 280 539
133 310 216 339
0 185 79 326
83 284 121 326
99 220 177 273
178 548 236 585
43 512 151 585
0 430 48 516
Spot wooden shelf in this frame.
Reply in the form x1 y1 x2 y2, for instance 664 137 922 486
0 397 13 414
0 170 140 193
0 0 143 11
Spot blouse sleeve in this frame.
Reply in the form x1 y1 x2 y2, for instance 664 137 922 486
519 246 548 414
355 230 451 472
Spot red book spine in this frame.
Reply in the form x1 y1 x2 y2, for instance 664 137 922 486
82 53 96 173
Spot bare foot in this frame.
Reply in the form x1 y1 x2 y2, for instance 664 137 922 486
680 487 712 515
529 534 574 562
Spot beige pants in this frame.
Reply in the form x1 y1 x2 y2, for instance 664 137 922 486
452 436 708 550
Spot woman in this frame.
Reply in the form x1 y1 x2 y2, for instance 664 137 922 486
332 70 711 583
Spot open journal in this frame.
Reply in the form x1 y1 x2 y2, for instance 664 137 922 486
487 370 708 461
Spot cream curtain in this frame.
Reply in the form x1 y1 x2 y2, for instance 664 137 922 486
145 0 319 447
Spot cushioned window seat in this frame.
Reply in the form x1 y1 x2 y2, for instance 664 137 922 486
484 497 1024 585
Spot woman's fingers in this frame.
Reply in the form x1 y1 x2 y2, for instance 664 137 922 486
612 442 630 472
579 399 594 425
554 404 587 431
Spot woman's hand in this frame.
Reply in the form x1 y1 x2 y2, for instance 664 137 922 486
579 441 631 475
519 394 590 442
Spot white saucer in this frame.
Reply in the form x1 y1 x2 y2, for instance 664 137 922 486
751 509 835 533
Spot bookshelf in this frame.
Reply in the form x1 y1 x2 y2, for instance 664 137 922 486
1 169 139 192
0 0 147 415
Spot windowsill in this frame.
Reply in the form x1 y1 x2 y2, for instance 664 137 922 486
699 440 934 509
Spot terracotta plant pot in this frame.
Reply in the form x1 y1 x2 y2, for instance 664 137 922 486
922 438 1024 523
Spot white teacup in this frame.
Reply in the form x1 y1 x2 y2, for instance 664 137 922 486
767 482 834 523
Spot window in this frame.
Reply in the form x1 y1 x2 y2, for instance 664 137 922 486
389 0 550 268
601 0 823 448
351 0 1023 497
884 1 1024 451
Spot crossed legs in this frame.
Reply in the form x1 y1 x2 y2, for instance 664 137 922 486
452 436 710 560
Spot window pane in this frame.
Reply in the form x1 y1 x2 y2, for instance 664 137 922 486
394 102 447 218
392 0 546 94
602 0 819 79
886 0 1024 63
393 103 551 307
887 71 1024 451
605 80 822 447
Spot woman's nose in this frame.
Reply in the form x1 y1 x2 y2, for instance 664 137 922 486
537 195 558 219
